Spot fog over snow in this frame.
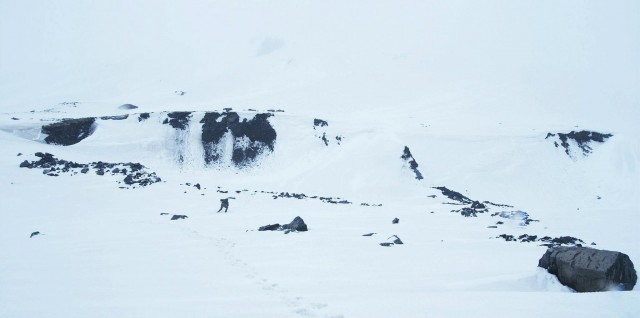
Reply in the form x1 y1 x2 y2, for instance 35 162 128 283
0 1 639 317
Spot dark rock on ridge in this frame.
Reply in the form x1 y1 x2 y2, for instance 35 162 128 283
546 130 613 157
538 246 637 292
138 113 150 122
201 112 276 167
163 112 192 130
401 146 424 180
42 117 96 146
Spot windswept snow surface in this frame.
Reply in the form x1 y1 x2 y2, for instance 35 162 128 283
1 1 639 317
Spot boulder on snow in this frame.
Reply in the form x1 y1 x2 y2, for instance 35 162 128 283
118 104 138 110
282 216 308 232
538 246 637 292
392 218 399 224
258 224 281 231
258 216 308 232
171 215 188 220
30 231 40 238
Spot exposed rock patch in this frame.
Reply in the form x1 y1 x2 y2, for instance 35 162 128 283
201 112 277 167
42 117 96 146
19 152 161 188
497 234 586 247
546 130 613 157
401 146 423 180
163 112 192 130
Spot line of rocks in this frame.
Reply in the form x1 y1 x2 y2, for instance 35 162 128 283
19 152 161 188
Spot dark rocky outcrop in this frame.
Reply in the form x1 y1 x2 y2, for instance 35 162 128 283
19 152 161 187
433 186 472 204
546 130 613 157
42 117 96 146
497 234 586 247
30 231 40 238
163 112 192 130
100 115 129 120
313 119 328 128
538 246 637 292
380 235 404 246
258 216 308 232
138 113 150 122
401 146 424 180
282 216 308 232
392 218 399 224
171 215 188 220
201 112 276 167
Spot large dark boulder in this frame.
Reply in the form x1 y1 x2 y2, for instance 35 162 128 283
42 117 96 146
282 216 308 232
538 246 637 292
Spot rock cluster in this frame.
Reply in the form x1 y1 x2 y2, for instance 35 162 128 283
19 152 161 187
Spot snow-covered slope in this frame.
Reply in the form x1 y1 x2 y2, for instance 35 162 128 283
1 1 639 317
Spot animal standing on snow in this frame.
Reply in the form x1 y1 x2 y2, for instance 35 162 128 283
217 197 235 213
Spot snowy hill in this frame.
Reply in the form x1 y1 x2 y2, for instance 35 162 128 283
1 1 639 317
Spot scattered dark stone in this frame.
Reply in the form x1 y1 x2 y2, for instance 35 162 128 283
471 201 486 209
392 218 399 224
496 221 504 225
100 115 129 120
498 234 516 242
194 183 201 190
11 117 19 120
17 153 22 156
96 169 105 176
459 207 477 217
223 107 233 112
427 195 436 198
538 246 637 292
175 90 186 96
30 231 40 238
487 226 498 228
389 235 403 244
321 132 329 146
546 130 613 157
119 104 138 110
258 224 281 231
433 186 472 204
19 160 30 168
518 234 538 242
380 242 394 247
313 119 328 128
160 213 169 215
171 215 188 220
362 233 376 237
42 117 96 146
138 113 150 122
164 112 192 130
401 146 424 180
